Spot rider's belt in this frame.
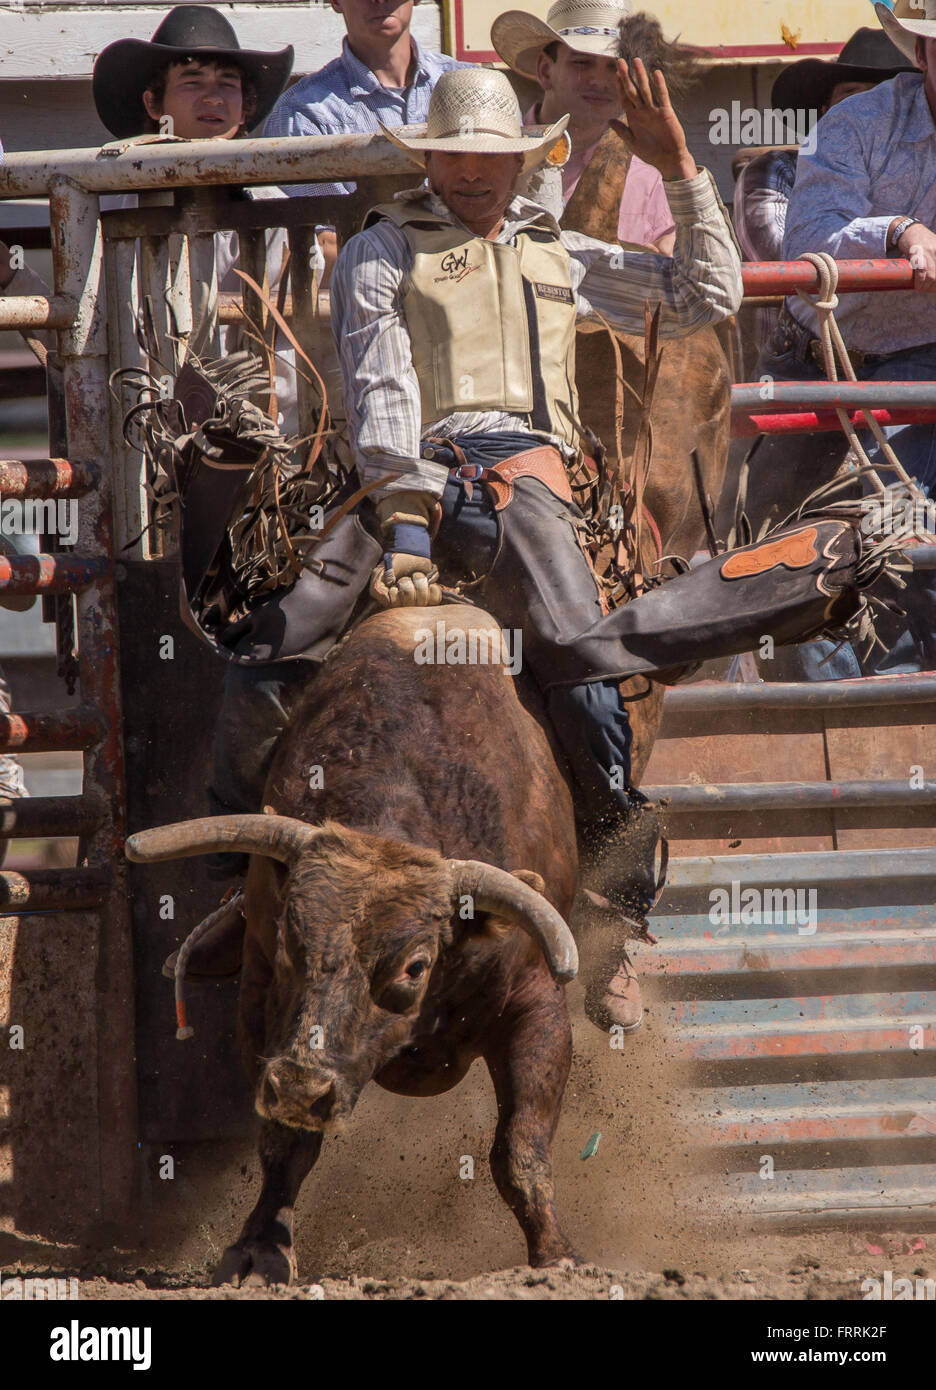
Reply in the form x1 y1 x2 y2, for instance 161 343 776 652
808 338 868 371
449 446 573 511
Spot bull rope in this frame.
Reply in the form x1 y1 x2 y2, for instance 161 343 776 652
167 889 244 1041
795 250 929 520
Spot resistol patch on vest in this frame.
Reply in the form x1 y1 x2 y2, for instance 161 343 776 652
533 281 574 304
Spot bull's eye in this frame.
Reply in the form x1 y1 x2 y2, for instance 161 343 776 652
406 960 427 980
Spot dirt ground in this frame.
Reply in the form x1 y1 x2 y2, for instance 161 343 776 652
4 950 931 1302
4 882 902 1296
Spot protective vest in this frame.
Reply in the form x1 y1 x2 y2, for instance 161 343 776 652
371 198 580 449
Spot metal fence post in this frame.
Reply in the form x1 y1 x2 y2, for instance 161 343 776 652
50 176 137 1224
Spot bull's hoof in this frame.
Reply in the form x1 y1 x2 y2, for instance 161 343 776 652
212 1239 296 1288
537 1252 583 1270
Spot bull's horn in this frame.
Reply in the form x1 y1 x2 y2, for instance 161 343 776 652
450 861 578 983
125 814 324 867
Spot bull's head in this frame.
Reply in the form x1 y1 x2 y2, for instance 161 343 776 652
126 815 577 1132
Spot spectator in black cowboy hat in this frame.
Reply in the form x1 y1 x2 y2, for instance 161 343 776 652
92 3 293 142
0 8 304 432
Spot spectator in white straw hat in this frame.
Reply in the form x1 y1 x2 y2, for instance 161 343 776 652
493 1 680 252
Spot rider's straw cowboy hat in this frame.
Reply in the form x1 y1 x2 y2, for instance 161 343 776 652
379 68 569 173
93 4 294 139
492 0 633 81
874 0 936 64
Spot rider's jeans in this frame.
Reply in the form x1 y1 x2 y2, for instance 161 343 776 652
209 432 645 835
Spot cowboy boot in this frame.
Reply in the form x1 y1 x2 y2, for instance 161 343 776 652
584 939 643 1033
162 888 245 980
579 802 666 1033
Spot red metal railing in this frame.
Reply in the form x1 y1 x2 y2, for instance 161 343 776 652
741 258 915 296
733 259 936 438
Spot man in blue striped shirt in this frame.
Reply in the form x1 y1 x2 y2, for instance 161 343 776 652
264 1 465 199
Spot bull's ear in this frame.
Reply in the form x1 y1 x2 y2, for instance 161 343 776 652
509 868 546 896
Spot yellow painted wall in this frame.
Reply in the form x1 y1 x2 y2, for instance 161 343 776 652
443 0 879 62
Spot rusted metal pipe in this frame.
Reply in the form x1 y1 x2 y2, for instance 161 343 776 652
0 132 415 199
0 554 106 595
742 259 913 296
0 458 98 498
0 294 75 329
0 869 109 910
0 796 106 838
0 708 104 752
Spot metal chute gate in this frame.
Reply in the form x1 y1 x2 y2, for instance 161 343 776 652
0 135 931 1236
0 133 415 1235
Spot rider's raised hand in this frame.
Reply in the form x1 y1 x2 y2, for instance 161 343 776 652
611 57 697 183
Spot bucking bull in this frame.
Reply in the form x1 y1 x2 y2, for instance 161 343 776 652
127 606 584 1283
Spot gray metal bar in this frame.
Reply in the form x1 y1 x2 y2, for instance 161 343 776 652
0 133 415 199
646 778 936 811
733 381 936 410
50 175 137 1223
663 674 936 713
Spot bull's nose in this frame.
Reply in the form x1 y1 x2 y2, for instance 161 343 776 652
305 1083 336 1120
261 1059 339 1122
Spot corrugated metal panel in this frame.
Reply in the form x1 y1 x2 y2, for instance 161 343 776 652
646 849 936 1226
689 1165 936 1225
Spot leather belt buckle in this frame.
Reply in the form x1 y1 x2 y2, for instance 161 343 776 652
452 461 484 482
809 338 864 371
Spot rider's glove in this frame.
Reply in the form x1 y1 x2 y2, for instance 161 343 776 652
369 489 443 609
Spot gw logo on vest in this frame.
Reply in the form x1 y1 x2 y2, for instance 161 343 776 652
435 249 479 285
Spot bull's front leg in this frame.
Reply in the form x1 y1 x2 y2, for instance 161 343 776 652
484 983 578 1267
213 1120 322 1287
